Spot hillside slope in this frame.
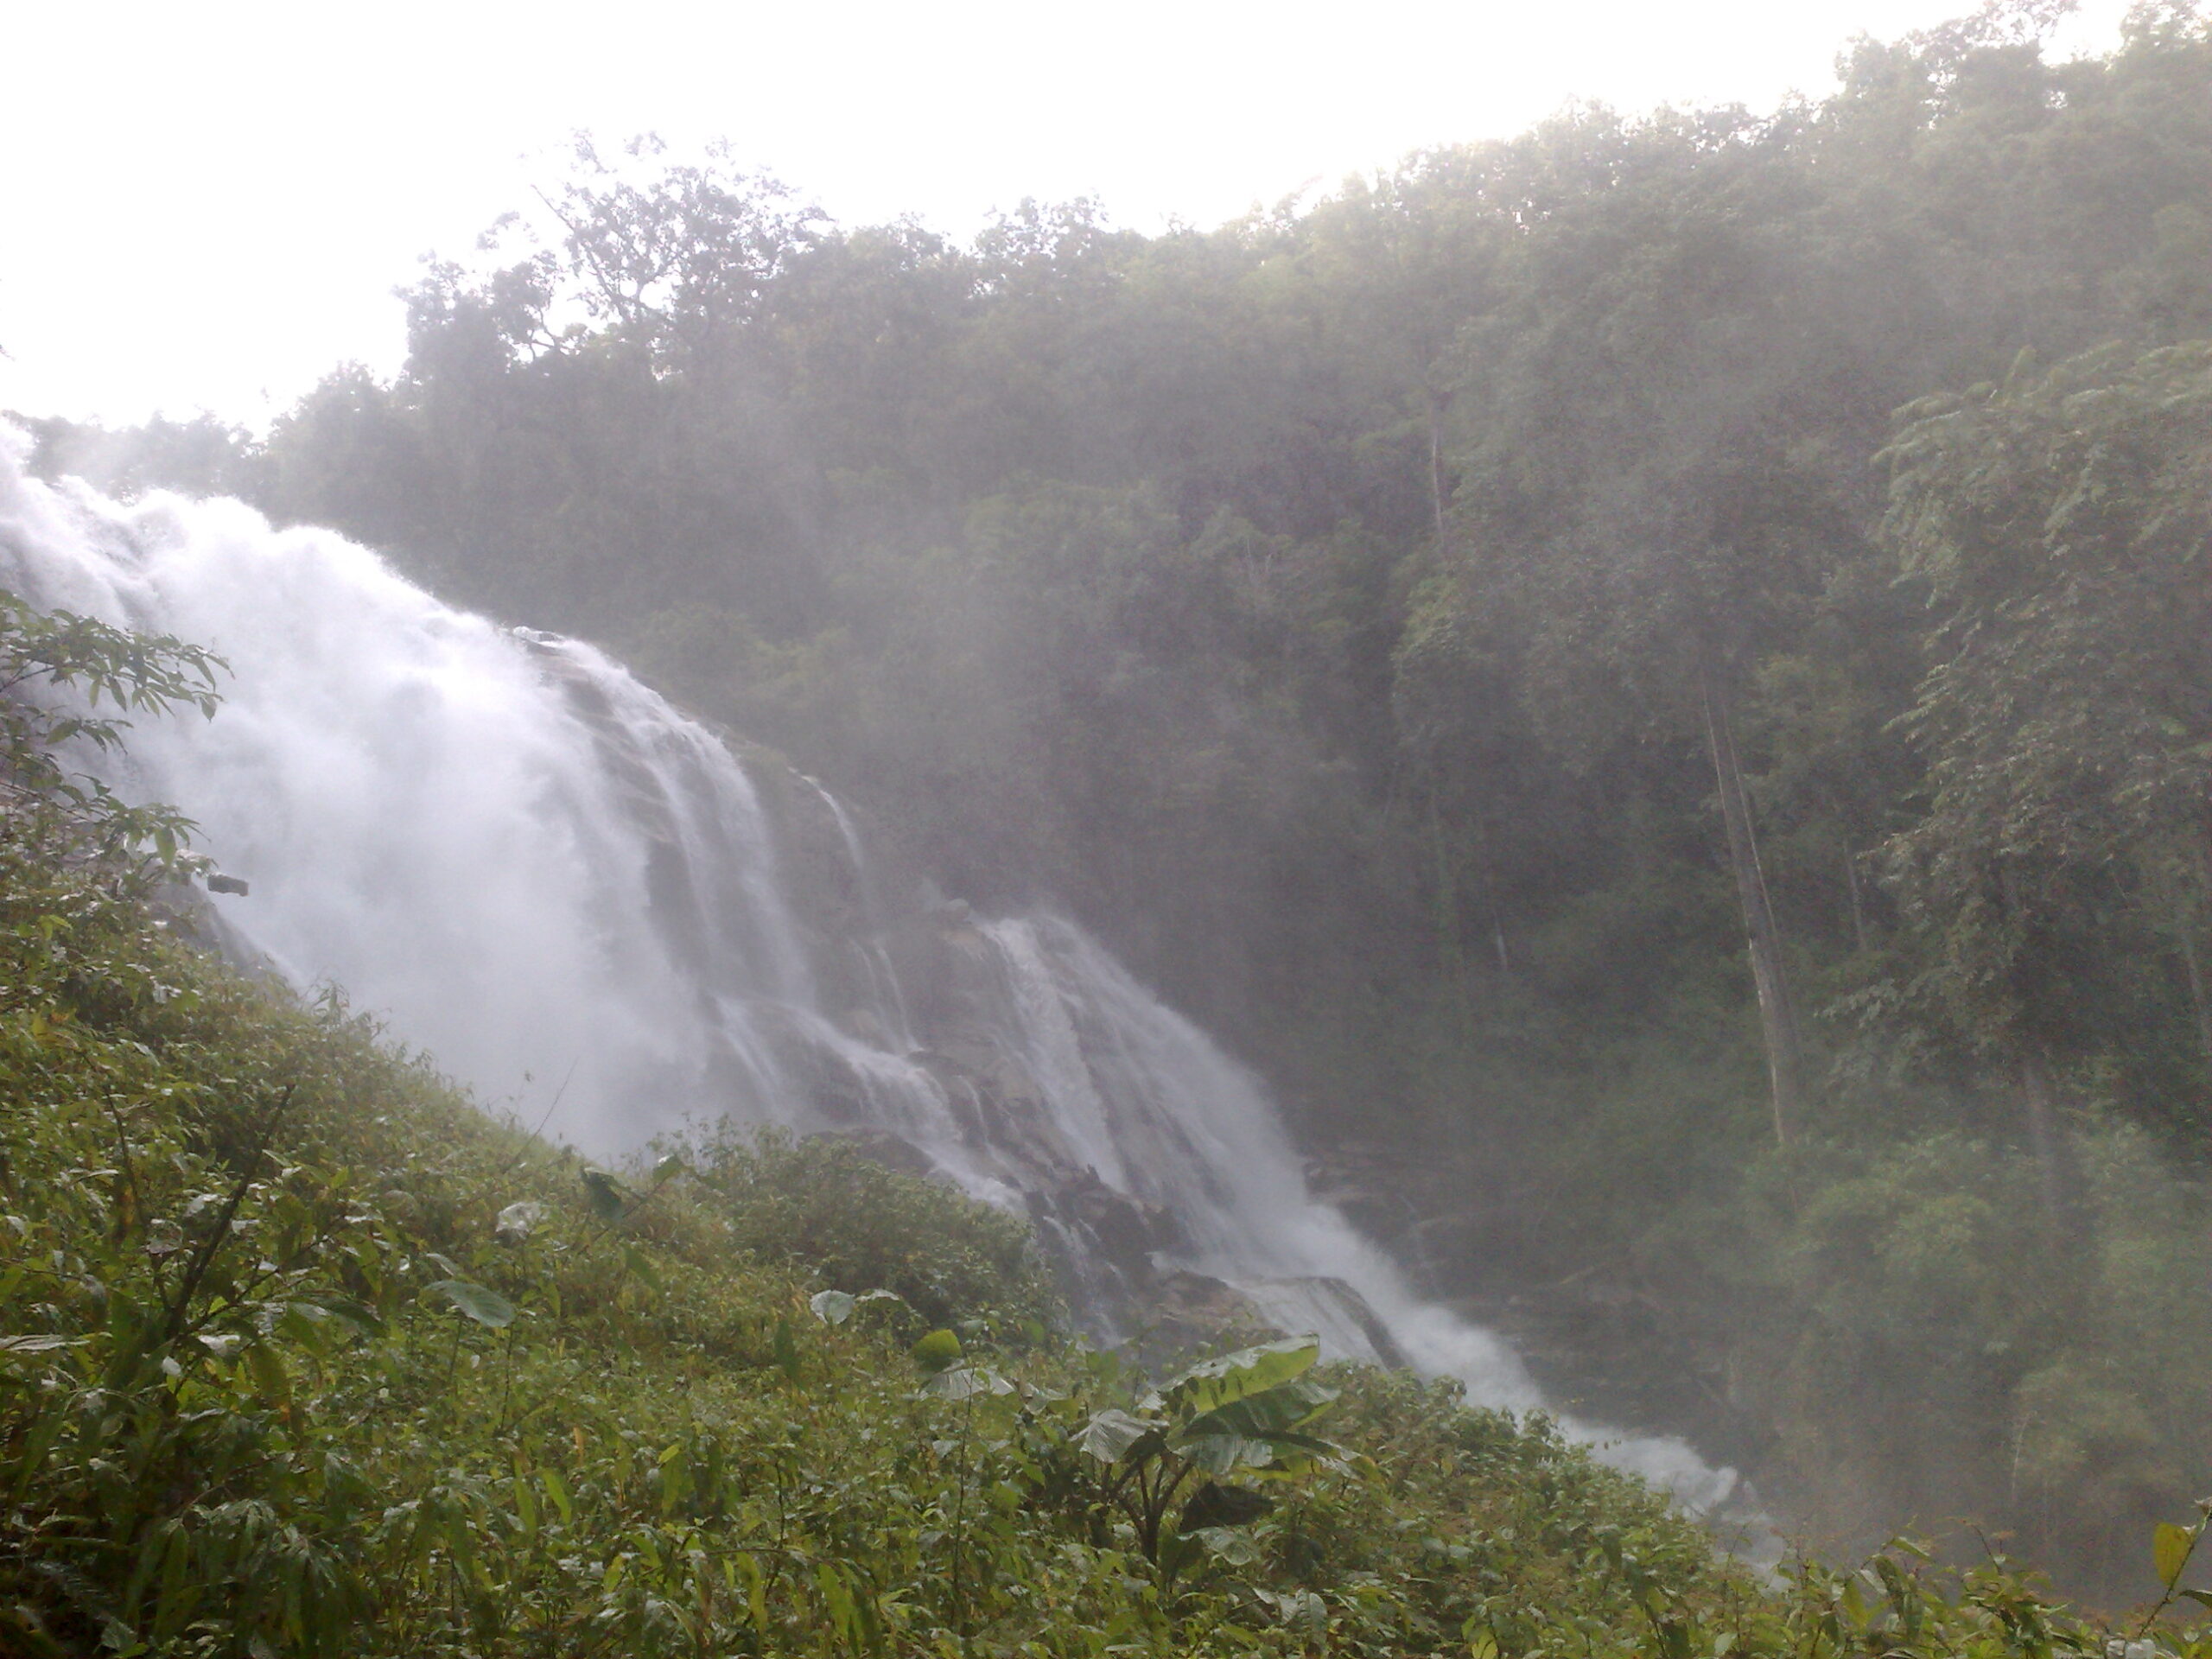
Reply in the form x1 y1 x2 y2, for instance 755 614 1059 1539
1 601 2207 1659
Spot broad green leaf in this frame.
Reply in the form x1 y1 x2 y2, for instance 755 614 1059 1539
1077 1407 1159 1464
299 1295 383 1337
621 1243 663 1293
1194 1525 1261 1566
0 1334 84 1354
816 1562 853 1642
810 1289 856 1325
737 1550 768 1632
543 1467 574 1527
1264 1588 1326 1630
581 1168 626 1222
921 1364 1014 1400
1180 1428 1346 1479
1181 1430 1262 1477
1872 1554 1911 1609
2156 1520 2195 1588
426 1278 516 1329
243 1341 289 1405
1185 1378 1338 1440
276 1301 341 1355
1152 1337 1318 1417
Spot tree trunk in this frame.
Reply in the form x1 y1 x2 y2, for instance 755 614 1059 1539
2018 1052 2085 1241
2176 922 2212 1073
2192 824 2212 1073
1701 664 1802 1147
1468 804 1511 974
1844 845 1869 953
1482 839 1512 975
1425 397 1448 546
1427 789 1465 985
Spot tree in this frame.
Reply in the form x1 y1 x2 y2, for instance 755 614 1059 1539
1878 340 2212 1140
0 589 226 887
532 134 823 356
1287 154 1508 543
1428 103 1861 1146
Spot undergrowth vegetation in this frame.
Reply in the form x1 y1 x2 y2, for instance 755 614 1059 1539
0 596 2209 1656
1 832 1751 1656
680 1125 1059 1333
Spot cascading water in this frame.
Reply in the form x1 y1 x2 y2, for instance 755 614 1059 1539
957 915 1751 1516
0 429 1757 1527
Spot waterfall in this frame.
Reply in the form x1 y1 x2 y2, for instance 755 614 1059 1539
962 915 1751 1516
0 429 1756 1526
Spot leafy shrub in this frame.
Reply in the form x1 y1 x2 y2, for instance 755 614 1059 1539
0 588 224 888
677 1122 1060 1333
1752 1122 2212 1593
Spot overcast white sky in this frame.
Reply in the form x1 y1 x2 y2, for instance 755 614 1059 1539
1 0 2135 429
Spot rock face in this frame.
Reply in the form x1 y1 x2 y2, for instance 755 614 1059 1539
729 757 1377 1357
1302 1135 1770 1472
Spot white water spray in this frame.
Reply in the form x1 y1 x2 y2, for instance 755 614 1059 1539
965 915 1750 1516
0 431 1753 1523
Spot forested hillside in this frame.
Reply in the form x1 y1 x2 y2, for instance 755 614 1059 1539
1 569 2208 1659
22 0 2212 1592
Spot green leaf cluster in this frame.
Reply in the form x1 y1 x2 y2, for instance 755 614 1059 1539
0 588 226 899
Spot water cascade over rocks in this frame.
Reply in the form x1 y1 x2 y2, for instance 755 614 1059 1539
0 430 1755 1523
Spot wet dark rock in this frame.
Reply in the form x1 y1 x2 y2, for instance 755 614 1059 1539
1035 1168 1179 1283
1303 1141 1428 1253
1141 1269 1284 1355
1270 1274 1412 1370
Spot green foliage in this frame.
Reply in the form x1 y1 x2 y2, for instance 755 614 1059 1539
0 588 226 890
58 0 2212 1593
19 413 264 503
1878 340 2212 1083
677 1122 1059 1333
428 1278 519 1329
1744 1122 2212 1586
1056 1338 1361 1580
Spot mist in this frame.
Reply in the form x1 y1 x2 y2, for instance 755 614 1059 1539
11 0 2212 1606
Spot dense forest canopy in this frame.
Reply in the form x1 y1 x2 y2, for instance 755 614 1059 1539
20 0 2212 1591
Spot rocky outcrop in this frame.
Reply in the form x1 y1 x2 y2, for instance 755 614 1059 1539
711 766 1403 1359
